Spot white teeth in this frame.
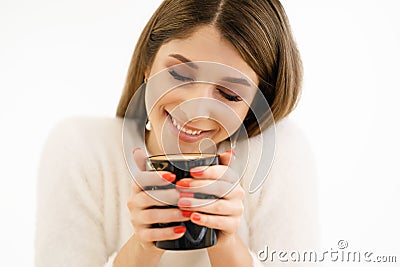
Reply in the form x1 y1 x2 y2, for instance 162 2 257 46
170 115 202 135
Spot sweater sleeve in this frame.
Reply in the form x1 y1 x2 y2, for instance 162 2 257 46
34 118 114 267
244 119 321 267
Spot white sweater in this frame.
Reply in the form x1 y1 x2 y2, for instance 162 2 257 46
35 116 320 267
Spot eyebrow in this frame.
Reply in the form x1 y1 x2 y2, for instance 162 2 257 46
221 76 251 87
168 53 251 87
169 54 199 69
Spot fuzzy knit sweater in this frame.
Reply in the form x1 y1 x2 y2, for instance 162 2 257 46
35 116 320 267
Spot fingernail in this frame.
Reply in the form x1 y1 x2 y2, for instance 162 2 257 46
192 213 201 221
181 210 193 217
226 149 236 156
173 226 186 234
178 199 191 208
132 147 141 155
180 192 194 198
190 168 204 177
176 180 190 188
162 173 176 182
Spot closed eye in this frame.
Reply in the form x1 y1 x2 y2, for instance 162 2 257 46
217 88 242 102
168 69 194 82
168 69 242 102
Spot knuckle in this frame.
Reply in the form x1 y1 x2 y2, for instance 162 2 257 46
130 211 140 225
131 181 140 192
170 209 179 221
227 217 240 233
238 203 244 215
130 216 137 226
214 201 224 214
237 187 245 199
135 229 145 241
138 229 153 242
234 217 241 228
144 230 155 242
213 217 223 230
136 192 149 207
127 199 135 210
143 210 155 224
219 166 229 179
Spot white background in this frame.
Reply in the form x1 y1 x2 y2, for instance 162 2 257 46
1 0 399 266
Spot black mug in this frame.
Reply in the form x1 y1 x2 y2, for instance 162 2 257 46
146 153 219 250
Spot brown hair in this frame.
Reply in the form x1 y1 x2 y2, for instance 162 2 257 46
116 0 302 137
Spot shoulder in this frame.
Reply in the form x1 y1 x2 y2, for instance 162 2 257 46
251 115 315 164
249 116 314 165
40 116 129 172
38 116 134 194
250 117 312 153
265 116 316 179
274 117 313 160
44 116 124 150
47 116 124 141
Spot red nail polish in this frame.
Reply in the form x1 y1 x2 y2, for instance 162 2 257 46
178 199 191 208
180 192 194 198
226 149 236 156
162 173 176 182
181 210 193 217
176 180 190 188
173 226 186 234
192 214 201 221
190 169 204 177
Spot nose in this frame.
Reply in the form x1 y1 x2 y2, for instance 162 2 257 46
178 83 217 120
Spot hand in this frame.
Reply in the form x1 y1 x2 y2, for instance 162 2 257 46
127 148 190 250
176 150 245 243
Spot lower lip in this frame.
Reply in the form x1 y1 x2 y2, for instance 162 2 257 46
166 112 211 143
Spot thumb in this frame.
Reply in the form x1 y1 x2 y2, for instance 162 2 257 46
133 147 147 171
219 149 236 166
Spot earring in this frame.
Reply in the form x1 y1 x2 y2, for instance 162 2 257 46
231 138 237 150
145 120 152 131
230 129 240 149
144 77 148 83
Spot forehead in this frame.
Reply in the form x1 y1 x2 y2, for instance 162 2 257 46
152 26 259 86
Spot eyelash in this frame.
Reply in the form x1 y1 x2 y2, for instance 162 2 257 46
168 69 242 102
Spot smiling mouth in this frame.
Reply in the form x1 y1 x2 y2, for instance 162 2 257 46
166 112 208 136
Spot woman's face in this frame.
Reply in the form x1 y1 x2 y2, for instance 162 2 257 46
145 26 258 155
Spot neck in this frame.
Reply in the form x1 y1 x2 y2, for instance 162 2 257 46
144 129 162 156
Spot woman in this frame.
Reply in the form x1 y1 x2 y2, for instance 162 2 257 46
35 0 319 266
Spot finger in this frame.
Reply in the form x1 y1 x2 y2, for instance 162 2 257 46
131 189 180 209
134 208 190 225
189 165 239 183
189 212 240 234
133 147 147 171
177 179 242 199
178 197 244 216
134 171 176 189
135 225 187 242
219 150 236 166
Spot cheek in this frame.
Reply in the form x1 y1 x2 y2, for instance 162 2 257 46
148 91 178 116
234 104 250 121
215 104 250 137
